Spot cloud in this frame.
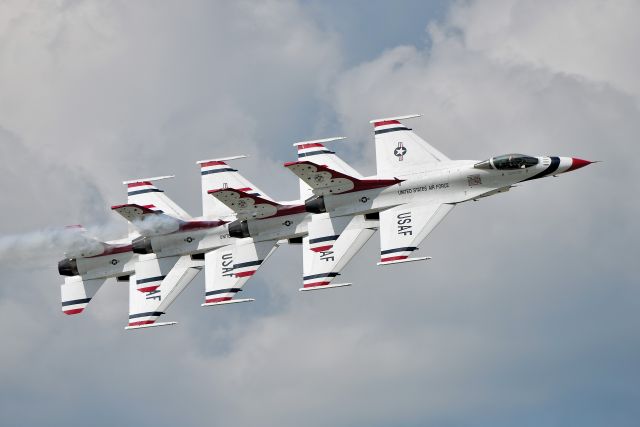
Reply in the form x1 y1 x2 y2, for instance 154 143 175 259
0 1 638 426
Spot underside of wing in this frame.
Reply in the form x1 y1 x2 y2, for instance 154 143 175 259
208 188 282 220
301 214 378 291
284 160 401 196
111 203 183 236
202 239 278 306
378 202 454 265
126 254 202 330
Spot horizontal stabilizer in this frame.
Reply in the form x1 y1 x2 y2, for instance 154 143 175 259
201 298 255 307
61 276 108 315
299 282 352 292
124 321 177 330
377 256 431 266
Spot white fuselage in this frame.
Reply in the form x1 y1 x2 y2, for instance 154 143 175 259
141 156 575 259
322 156 573 218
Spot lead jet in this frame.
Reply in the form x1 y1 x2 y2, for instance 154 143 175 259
284 114 594 285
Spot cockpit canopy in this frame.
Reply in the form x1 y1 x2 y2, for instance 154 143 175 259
474 154 539 170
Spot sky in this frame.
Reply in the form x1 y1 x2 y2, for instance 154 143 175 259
0 0 638 426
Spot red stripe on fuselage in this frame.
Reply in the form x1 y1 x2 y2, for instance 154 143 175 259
86 244 133 258
178 220 227 231
63 308 84 315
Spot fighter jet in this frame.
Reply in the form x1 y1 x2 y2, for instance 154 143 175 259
284 114 594 287
208 138 380 291
58 225 135 315
59 176 211 329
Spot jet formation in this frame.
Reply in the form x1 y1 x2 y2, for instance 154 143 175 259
57 115 594 329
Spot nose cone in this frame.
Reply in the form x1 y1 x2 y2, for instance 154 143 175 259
567 157 593 172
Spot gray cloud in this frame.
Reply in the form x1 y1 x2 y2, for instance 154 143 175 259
0 1 638 426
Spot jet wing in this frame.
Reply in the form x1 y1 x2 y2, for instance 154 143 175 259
300 214 378 291
124 176 191 220
284 160 401 196
126 254 203 329
378 202 454 265
111 203 183 236
197 156 274 218
202 239 279 306
208 188 285 220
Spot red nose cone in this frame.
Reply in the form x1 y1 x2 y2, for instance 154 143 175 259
567 158 593 172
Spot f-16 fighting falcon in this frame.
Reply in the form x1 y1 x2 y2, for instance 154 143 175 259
106 140 378 328
58 225 135 316
57 113 593 330
283 114 594 289
59 176 218 329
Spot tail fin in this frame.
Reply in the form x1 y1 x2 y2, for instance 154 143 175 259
123 176 190 220
293 137 363 200
371 114 449 177
197 156 273 218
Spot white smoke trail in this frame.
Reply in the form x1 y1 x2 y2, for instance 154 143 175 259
0 213 185 268
130 214 181 237
0 221 128 267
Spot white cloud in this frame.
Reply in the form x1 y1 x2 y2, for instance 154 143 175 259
0 1 638 426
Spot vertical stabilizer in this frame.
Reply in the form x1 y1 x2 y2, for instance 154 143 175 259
123 176 190 220
197 156 273 219
293 137 363 200
371 114 449 177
